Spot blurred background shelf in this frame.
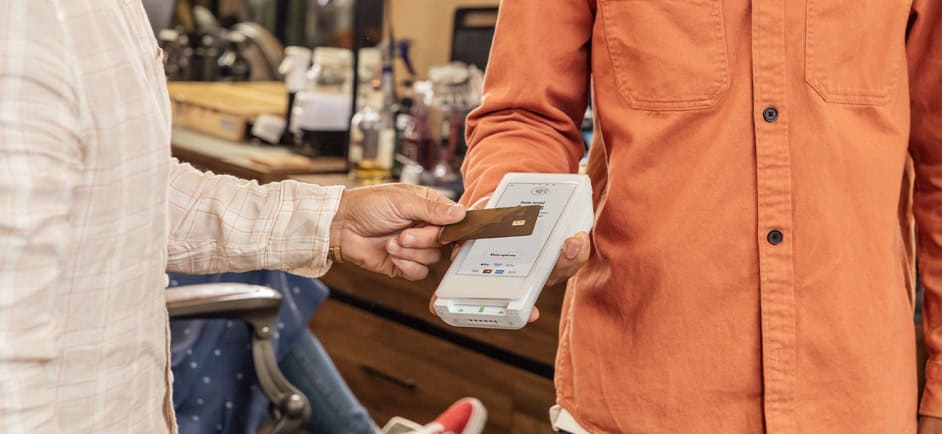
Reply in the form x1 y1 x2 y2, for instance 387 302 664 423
172 127 347 183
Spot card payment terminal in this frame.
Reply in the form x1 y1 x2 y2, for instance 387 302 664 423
433 173 594 329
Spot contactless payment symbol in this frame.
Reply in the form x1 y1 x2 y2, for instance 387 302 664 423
531 186 550 195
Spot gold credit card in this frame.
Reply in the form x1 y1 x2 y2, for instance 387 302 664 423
439 205 541 244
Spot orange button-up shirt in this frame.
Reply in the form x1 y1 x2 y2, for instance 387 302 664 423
461 1 942 432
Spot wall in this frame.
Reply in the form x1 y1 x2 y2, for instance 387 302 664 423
391 0 499 80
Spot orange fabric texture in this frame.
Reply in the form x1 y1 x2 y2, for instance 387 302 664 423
461 1 942 433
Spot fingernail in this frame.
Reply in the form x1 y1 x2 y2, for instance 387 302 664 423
448 204 464 217
402 234 415 247
388 239 401 252
565 240 581 259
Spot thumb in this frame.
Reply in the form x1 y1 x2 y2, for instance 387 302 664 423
396 189 467 226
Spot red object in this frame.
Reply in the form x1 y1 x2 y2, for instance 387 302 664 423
431 398 487 434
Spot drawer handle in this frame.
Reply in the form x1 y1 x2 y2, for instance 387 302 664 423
360 363 418 390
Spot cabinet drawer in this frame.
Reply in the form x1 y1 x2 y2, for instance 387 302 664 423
310 300 556 434
321 261 564 368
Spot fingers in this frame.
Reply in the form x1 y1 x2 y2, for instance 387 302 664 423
396 186 467 226
529 307 540 323
390 257 431 281
386 238 442 264
429 294 438 315
398 226 445 249
547 232 591 287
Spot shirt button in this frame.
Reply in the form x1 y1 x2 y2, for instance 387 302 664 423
762 106 779 123
767 229 784 245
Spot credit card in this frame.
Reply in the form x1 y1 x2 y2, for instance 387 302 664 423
438 205 541 244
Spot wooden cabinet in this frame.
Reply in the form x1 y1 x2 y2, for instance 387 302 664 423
311 299 556 433
316 261 565 433
320 262 564 369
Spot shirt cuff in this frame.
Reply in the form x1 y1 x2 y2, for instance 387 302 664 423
280 182 345 278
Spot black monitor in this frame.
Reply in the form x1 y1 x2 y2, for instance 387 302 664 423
450 7 499 71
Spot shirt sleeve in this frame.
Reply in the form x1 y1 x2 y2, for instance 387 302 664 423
0 2 83 432
460 0 593 206
907 0 942 417
165 160 345 277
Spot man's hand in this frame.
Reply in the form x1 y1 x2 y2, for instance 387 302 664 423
395 196 592 323
329 184 466 281
920 416 942 433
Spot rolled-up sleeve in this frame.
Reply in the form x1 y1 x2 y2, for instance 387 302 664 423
165 161 344 277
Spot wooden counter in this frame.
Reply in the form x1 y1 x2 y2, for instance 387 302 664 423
171 127 346 184
172 135 561 433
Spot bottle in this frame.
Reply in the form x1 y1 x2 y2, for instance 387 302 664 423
394 79 415 168
217 31 251 82
377 59 405 176
197 33 220 81
279 47 312 146
424 64 470 185
348 90 395 184
291 48 353 157
402 81 432 168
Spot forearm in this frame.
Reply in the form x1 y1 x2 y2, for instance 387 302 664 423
166 160 344 277
460 0 593 205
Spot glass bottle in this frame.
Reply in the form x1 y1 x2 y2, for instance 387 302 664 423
348 90 395 184
401 81 432 167
425 64 470 185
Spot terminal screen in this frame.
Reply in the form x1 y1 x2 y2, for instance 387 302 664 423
456 182 577 277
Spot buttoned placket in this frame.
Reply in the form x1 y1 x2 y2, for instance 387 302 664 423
751 0 797 432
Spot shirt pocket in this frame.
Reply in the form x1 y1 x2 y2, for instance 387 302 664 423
598 0 730 111
805 0 911 105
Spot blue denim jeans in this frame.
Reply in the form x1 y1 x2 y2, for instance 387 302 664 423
280 328 376 434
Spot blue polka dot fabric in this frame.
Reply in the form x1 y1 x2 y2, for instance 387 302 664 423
168 271 328 434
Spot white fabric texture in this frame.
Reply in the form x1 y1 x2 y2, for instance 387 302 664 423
0 1 342 433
